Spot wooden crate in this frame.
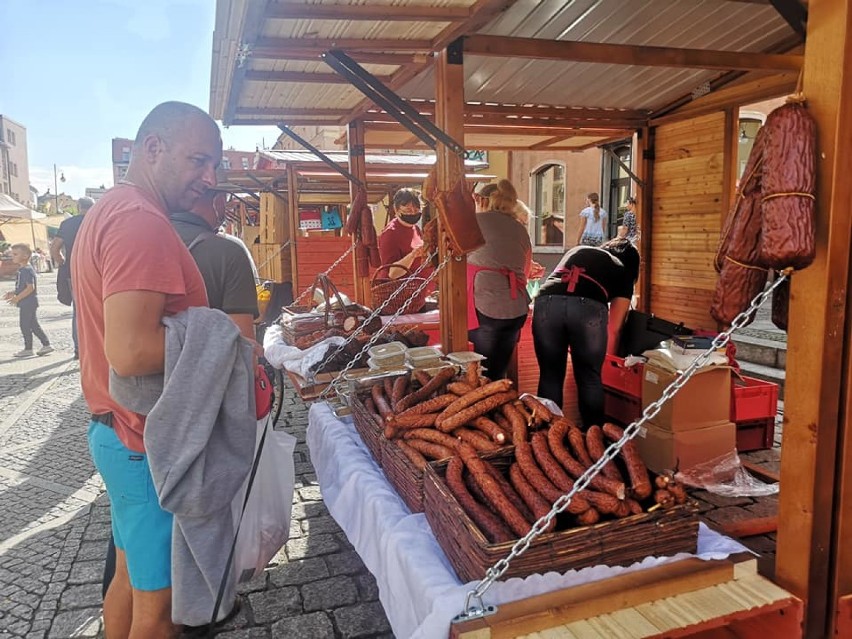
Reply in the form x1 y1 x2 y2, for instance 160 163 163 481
260 192 288 245
251 242 291 283
241 225 261 247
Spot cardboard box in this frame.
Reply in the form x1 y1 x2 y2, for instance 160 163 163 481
642 362 731 431
637 420 736 473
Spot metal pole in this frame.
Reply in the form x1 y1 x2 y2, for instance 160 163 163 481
53 164 59 215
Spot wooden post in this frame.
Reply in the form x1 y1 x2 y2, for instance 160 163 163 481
775 1 852 636
286 164 300 293
637 126 654 313
347 120 370 306
721 107 738 217
435 40 469 353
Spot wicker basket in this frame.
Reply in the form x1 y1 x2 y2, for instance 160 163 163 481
371 264 429 316
351 394 384 465
380 435 439 513
423 449 700 583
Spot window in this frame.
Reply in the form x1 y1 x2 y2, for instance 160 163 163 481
241 157 250 169
10 163 17 177
221 157 231 170
531 163 566 248
737 117 763 181
7 129 15 146
606 144 633 237
121 146 131 162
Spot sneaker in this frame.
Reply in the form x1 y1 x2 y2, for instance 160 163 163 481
13 349 34 358
37 345 54 356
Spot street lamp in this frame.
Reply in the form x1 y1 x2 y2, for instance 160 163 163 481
53 164 65 214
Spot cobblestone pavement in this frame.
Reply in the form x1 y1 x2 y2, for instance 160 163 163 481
0 272 780 638
0 272 392 639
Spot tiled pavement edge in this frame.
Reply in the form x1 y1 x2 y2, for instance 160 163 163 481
0 272 780 638
0 273 392 639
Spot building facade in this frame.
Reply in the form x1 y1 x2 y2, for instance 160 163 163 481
0 115 31 207
111 137 132 185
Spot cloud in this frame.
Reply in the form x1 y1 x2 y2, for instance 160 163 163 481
100 0 208 42
30 165 115 200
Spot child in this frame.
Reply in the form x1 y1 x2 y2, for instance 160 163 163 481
3 243 53 358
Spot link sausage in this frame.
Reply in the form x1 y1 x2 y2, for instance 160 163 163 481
585 425 625 483
469 416 507 444
395 393 456 417
484 463 534 522
395 440 427 471
457 443 531 538
602 423 652 500
530 432 589 514
447 458 513 543
406 439 454 461
548 420 626 500
508 463 555 533
437 380 514 427
437 391 519 433
403 428 460 451
453 428 500 452
395 367 456 412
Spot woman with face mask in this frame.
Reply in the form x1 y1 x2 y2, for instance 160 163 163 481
378 188 426 276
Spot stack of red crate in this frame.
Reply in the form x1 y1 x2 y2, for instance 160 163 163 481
731 376 779 451
601 354 644 426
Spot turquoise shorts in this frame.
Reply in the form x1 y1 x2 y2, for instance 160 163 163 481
88 420 172 591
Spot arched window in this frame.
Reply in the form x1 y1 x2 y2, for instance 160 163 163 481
530 162 566 248
737 116 764 181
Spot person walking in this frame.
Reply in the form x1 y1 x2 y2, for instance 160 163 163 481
532 238 639 427
4 243 53 358
50 196 95 359
72 101 221 639
576 192 607 247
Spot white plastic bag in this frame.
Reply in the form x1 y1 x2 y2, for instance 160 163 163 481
232 417 297 583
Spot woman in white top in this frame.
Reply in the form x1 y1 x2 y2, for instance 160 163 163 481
576 192 607 247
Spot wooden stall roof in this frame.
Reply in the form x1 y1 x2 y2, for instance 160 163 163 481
213 149 492 203
210 0 803 150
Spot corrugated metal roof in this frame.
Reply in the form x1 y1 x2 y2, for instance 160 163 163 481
211 0 801 148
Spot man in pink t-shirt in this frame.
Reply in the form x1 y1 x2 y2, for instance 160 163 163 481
73 102 221 638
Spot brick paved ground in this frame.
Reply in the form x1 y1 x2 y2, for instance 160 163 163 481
0 271 779 638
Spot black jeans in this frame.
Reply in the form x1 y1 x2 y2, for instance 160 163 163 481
532 295 608 427
19 304 49 350
468 310 527 380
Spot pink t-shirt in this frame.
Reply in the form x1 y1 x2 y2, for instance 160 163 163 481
72 184 208 452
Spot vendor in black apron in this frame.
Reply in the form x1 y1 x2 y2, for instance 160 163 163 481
532 238 640 427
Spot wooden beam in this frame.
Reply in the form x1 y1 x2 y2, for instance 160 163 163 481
237 107 350 118
223 0 270 125
286 164 300 289
249 49 427 66
363 121 635 137
463 35 804 72
650 74 799 125
721 108 738 226
254 36 434 53
265 2 470 21
636 126 653 313
244 70 392 84
530 134 576 150
361 111 644 128
228 117 345 127
466 103 650 120
347 121 371 306
435 44 469 354
775 1 852 637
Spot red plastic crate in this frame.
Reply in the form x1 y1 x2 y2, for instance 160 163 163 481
601 354 644 399
736 417 776 452
604 387 642 426
731 376 779 423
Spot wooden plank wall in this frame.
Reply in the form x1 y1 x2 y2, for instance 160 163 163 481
650 112 727 330
295 235 355 301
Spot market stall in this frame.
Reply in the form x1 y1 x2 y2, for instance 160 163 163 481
209 0 852 635
307 401 753 639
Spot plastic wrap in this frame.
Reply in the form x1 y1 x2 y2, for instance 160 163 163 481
675 450 778 497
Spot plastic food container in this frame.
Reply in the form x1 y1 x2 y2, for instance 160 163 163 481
406 346 444 368
368 341 407 368
446 351 486 365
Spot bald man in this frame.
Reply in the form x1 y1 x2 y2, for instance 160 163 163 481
72 102 221 638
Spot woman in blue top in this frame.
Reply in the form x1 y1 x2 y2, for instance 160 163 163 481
576 192 607 247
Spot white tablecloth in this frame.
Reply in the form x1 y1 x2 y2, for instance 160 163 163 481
306 402 749 639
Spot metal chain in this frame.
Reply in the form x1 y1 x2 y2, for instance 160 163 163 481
255 239 291 272
292 244 355 306
316 251 451 401
458 272 790 620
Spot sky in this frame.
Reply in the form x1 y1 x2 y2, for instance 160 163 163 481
0 0 283 201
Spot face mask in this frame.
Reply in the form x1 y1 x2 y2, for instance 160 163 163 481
400 213 422 225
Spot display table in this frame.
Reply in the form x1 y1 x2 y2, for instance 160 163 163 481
306 403 750 639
